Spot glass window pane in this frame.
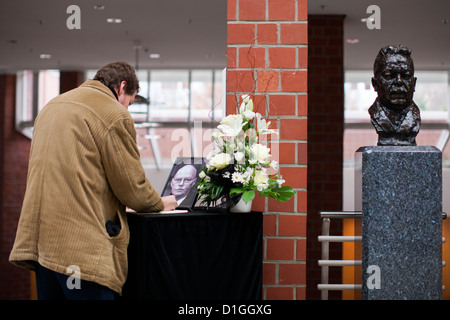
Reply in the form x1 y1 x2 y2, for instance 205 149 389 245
191 70 213 121
213 69 225 122
16 70 34 123
130 70 150 122
149 70 189 122
38 70 60 113
138 127 192 164
345 70 449 121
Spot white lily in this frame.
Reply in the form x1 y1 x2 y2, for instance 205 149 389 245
241 94 251 103
256 113 277 135
242 109 256 120
218 114 246 137
239 95 254 114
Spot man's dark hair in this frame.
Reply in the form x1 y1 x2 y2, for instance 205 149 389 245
373 45 414 76
94 61 139 95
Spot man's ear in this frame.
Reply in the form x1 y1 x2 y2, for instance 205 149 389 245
118 81 127 96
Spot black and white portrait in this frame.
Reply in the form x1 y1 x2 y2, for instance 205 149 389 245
162 157 205 210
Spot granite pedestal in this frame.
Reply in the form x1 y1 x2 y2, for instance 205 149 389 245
357 146 442 300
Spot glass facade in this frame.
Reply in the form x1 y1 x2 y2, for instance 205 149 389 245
17 69 225 168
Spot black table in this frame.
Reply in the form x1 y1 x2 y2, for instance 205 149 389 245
122 211 263 300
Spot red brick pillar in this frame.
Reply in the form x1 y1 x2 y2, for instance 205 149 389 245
0 74 31 299
60 71 83 93
227 0 308 300
307 15 345 300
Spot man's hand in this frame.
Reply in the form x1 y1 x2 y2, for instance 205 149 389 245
161 195 178 211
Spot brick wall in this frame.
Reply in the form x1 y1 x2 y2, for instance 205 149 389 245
0 71 82 299
307 15 345 300
227 0 308 300
0 74 31 299
60 71 83 94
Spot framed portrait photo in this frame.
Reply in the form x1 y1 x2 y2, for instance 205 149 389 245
161 157 206 210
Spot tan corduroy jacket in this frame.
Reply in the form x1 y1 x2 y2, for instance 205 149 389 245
9 80 164 294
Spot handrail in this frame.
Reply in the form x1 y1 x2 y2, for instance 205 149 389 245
319 260 362 266
318 235 362 242
320 211 362 219
317 210 446 300
320 211 447 220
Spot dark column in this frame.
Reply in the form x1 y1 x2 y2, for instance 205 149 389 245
307 15 345 300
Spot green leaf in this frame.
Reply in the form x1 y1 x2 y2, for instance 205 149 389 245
242 190 255 203
230 187 245 195
274 186 296 202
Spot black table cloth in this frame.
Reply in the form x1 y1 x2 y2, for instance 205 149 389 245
122 211 262 300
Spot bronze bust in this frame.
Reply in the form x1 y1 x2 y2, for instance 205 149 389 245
369 45 421 146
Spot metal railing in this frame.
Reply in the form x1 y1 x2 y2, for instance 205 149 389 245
317 211 447 300
317 211 362 300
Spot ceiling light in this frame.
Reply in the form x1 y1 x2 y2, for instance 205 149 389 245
94 5 105 10
149 53 160 59
39 54 52 59
107 18 122 24
346 39 359 44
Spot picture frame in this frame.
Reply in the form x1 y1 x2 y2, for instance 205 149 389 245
161 157 206 210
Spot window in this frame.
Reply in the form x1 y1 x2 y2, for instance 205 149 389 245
344 70 450 166
343 70 450 211
15 70 60 138
15 68 224 194
16 68 225 169
86 68 225 169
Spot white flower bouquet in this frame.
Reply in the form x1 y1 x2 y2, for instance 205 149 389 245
196 95 295 208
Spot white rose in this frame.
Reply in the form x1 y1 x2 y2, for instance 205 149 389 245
254 169 269 186
209 153 231 170
250 144 271 163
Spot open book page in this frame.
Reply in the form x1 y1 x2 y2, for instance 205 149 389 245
126 208 188 214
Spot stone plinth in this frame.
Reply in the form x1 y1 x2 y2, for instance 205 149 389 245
358 146 442 300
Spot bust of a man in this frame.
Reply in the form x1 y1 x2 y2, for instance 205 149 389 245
369 45 421 146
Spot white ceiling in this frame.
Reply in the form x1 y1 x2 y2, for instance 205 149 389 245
309 0 450 71
0 0 228 72
0 0 449 73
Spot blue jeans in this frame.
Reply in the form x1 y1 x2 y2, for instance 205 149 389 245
34 263 116 300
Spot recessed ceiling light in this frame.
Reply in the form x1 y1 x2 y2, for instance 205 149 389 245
39 54 52 59
107 18 122 24
94 5 105 10
346 39 359 44
149 53 160 59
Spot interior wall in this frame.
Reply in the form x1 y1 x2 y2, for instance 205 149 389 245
307 14 345 300
0 74 31 300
